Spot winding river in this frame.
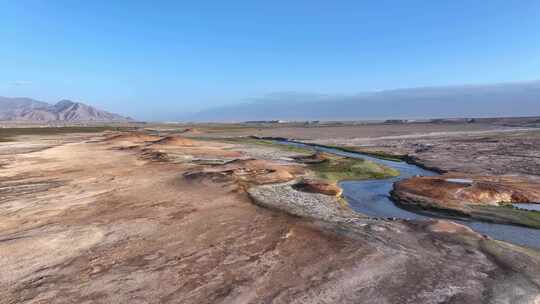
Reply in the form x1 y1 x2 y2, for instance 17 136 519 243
279 140 540 249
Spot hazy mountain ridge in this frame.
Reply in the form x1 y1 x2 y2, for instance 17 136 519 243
0 97 132 122
187 81 540 122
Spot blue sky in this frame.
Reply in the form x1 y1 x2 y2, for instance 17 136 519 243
1 1 539 120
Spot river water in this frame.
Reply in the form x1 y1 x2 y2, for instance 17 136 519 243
278 140 540 249
514 203 540 212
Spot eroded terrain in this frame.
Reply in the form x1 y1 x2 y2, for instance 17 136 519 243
1 128 540 303
226 123 540 231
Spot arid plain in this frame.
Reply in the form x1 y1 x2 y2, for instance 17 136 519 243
1 121 540 303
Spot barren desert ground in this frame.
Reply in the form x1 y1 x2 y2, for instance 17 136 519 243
1 123 540 303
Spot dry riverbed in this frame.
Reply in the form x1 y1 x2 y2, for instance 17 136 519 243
0 129 539 303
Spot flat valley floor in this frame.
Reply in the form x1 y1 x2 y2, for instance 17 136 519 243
1 124 540 303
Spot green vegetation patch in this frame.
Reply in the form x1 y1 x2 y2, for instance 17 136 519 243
251 139 314 154
470 205 540 229
196 137 400 183
224 138 400 182
480 237 540 263
309 153 399 182
325 145 405 162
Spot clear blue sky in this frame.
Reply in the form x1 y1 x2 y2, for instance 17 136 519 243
1 1 539 120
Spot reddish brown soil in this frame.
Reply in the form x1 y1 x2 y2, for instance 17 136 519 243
393 174 540 211
293 179 343 196
184 159 304 186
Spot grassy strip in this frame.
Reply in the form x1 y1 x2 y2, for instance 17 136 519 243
257 138 406 162
0 126 134 142
238 138 401 182
310 154 400 182
326 145 405 162
297 141 447 173
391 191 540 229
480 238 540 265
470 205 540 229
250 139 314 154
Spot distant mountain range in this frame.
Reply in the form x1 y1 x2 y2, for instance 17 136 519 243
0 97 132 122
186 81 540 122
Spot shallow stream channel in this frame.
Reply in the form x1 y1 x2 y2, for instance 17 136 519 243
276 140 540 249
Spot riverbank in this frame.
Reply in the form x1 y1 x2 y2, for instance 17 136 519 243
250 129 540 236
264 138 540 248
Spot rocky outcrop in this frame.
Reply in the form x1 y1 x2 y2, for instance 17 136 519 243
290 152 328 164
392 174 540 227
292 179 343 196
248 182 355 222
183 159 302 186
393 175 540 207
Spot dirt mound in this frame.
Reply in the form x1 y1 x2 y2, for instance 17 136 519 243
152 136 194 146
180 128 203 135
223 159 302 184
392 174 540 228
183 170 236 183
185 167 294 186
425 220 480 236
291 152 328 164
183 159 302 186
292 179 343 196
139 149 169 162
393 175 540 208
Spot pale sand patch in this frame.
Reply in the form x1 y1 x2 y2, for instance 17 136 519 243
0 226 104 284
